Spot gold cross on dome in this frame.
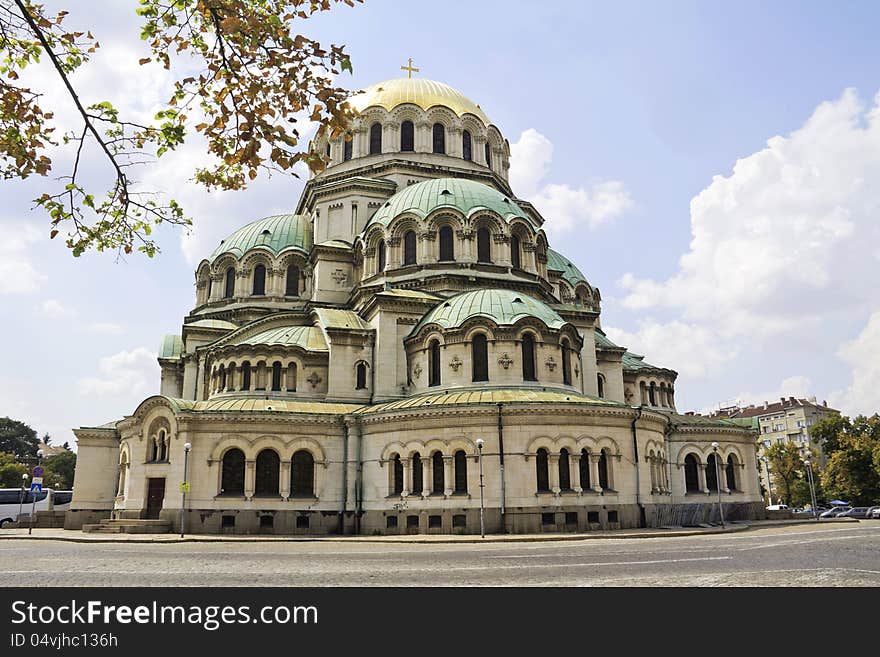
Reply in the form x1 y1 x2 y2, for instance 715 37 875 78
400 58 419 79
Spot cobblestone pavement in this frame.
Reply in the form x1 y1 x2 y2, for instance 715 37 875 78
1 523 878 586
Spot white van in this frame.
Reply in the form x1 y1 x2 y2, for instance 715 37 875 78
0 488 72 527
766 504 790 511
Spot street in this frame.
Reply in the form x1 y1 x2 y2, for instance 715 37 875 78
1 523 878 586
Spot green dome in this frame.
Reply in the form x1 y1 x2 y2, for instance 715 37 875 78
228 325 328 352
209 214 311 262
411 288 566 335
366 178 529 230
546 248 588 287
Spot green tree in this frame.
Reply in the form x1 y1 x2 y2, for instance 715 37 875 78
821 432 880 506
810 414 851 455
764 441 817 506
1 0 360 257
43 450 76 489
0 451 29 487
0 417 39 460
41 432 51 445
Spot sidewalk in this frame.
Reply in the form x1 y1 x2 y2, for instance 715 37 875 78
0 518 856 545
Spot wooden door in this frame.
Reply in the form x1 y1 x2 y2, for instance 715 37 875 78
145 478 165 519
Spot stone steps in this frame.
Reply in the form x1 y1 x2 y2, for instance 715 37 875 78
82 519 171 534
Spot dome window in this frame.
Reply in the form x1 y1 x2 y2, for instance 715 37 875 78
261 229 271 236
440 189 451 195
513 297 523 303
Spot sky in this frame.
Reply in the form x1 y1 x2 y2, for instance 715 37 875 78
2 0 880 447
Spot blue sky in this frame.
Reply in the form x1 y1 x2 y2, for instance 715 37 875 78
3 0 880 445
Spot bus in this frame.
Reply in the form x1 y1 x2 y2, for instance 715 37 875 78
0 488 73 527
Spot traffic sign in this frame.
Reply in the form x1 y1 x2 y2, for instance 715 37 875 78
32 466 43 477
32 476 43 486
30 483 42 493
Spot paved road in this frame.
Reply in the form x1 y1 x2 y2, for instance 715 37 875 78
1 523 878 586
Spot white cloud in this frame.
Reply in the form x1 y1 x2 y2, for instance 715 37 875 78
829 312 880 416
732 375 815 410
619 88 880 339
509 129 633 236
40 299 74 319
78 347 158 397
88 322 124 334
604 320 737 379
0 222 46 294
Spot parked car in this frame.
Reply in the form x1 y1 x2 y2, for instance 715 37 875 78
869 507 880 519
819 506 851 518
837 507 871 519
766 504 790 511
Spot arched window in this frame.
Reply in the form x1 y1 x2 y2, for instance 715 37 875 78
291 450 315 497
726 455 737 491
597 374 605 398
684 454 700 493
400 120 414 152
271 361 282 391
561 339 572 386
157 430 167 462
241 361 251 391
471 333 489 382
369 122 382 155
432 123 445 154
598 449 610 490
403 230 417 265
343 134 352 161
579 449 591 490
432 452 444 494
356 362 367 390
706 454 719 492
285 265 300 297
377 239 386 272
392 454 403 495
536 448 550 492
224 267 235 299
485 142 492 169
439 226 454 261
252 264 266 295
206 277 212 301
649 382 657 406
454 450 467 493
219 365 227 391
255 449 280 496
287 362 297 391
462 130 472 161
324 142 331 160
476 227 491 263
559 448 571 491
428 339 441 387
220 448 245 495
521 333 537 381
412 453 423 495
510 234 521 269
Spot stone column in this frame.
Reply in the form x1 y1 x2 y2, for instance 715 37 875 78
280 461 291 501
382 122 397 154
589 454 602 493
548 454 560 494
570 454 581 493
245 460 256 500
698 463 709 494
443 456 454 496
448 126 462 157
474 135 487 165
421 457 430 499
416 121 430 153
209 274 224 302
401 459 411 497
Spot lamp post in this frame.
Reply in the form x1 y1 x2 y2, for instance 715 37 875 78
180 442 192 538
711 442 724 528
804 459 818 522
28 450 43 536
18 473 28 524
762 457 774 505
476 438 485 538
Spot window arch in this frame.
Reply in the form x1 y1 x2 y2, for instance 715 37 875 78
432 452 444 494
392 454 404 495
476 227 491 263
403 230 417 265
255 449 280 496
400 120 414 152
597 373 605 398
271 361 282 391
684 454 700 493
432 123 445 154
412 452 423 495
726 455 737 491
220 448 245 495
521 333 537 381
252 264 266 295
325 141 331 160
428 339 441 387
219 365 227 391
579 449 591 490
157 430 167 462
706 453 719 492
472 333 489 382
291 450 315 497
287 362 297 392
343 134 352 161
439 226 454 261
377 239 386 272
224 267 235 299
356 362 368 390
649 382 657 406
598 449 610 490
485 142 492 169
453 450 467 493
241 361 252 391
510 234 521 269
561 338 572 386
285 265 300 297
462 130 472 161
536 448 550 492
369 122 382 155
559 448 571 491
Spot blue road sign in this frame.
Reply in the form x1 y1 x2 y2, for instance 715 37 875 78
30 483 42 493
32 466 44 477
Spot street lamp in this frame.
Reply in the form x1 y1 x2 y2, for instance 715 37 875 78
18 473 28 524
762 457 774 505
804 459 818 522
180 442 192 538
28 449 43 536
711 442 724 528
476 438 485 538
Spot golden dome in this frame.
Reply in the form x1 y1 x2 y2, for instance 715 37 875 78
348 78 491 124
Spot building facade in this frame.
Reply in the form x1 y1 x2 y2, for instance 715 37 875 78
68 74 763 535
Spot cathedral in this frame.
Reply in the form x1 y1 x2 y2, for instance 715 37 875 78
67 69 763 535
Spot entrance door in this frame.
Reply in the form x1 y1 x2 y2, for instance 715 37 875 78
145 478 165 519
